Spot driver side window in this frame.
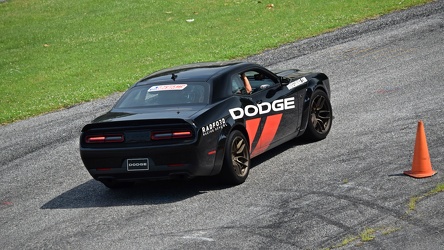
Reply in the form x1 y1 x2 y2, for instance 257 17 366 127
241 70 276 93
233 70 276 95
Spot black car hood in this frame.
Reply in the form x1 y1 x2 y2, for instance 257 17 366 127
92 105 208 124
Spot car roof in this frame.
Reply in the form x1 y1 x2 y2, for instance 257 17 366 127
131 61 277 103
135 61 255 85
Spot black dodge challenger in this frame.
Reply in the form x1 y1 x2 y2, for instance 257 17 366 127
80 61 332 188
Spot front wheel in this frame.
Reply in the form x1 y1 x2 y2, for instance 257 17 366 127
219 130 250 185
301 89 333 141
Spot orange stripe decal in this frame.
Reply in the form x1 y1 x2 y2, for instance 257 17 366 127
252 114 283 157
245 118 261 152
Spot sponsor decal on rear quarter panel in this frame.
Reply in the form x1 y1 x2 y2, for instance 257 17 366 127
202 118 227 136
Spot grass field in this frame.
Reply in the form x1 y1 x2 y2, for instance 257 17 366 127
0 0 432 124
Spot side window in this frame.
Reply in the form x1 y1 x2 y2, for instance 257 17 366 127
231 75 246 95
231 69 278 96
243 70 277 93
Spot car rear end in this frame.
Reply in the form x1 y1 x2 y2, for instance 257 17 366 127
80 118 213 182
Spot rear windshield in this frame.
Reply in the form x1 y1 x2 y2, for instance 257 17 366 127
115 83 209 108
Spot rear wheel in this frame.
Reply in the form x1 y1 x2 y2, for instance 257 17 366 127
302 89 332 141
220 130 250 185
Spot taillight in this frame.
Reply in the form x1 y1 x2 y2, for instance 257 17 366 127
85 134 124 143
151 130 193 140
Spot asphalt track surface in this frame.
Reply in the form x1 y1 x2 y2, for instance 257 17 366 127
1 1 444 249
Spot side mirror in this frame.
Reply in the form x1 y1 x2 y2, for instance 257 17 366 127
279 76 291 85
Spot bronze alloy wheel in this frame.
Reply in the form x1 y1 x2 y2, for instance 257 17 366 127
221 130 250 184
302 89 332 141
310 93 332 134
230 135 249 177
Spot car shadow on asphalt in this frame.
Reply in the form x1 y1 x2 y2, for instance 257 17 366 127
40 177 231 209
249 138 310 169
41 138 311 210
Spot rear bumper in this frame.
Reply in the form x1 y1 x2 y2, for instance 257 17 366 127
80 144 216 181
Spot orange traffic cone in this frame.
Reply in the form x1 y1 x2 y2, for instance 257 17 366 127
404 120 437 178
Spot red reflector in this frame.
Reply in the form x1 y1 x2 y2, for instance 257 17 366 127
207 150 216 155
96 168 111 171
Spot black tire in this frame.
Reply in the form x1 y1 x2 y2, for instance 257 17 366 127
301 89 333 141
220 130 250 185
100 180 134 189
